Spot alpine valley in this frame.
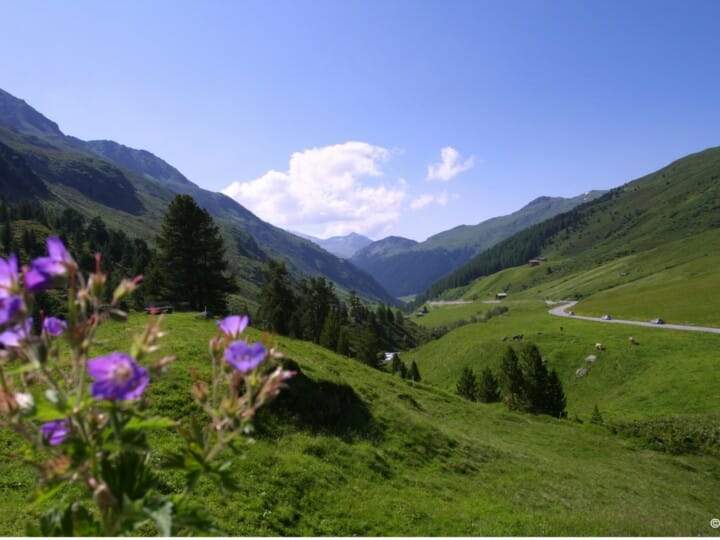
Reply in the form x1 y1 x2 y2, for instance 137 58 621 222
1 86 719 537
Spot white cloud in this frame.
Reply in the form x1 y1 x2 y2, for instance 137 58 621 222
409 194 434 210
427 146 475 181
409 190 454 211
222 142 407 238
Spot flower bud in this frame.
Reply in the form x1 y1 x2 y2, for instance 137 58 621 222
92 482 116 511
190 381 209 402
88 272 107 299
112 275 143 304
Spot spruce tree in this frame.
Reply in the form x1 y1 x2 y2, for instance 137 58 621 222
499 345 525 410
409 360 421 382
258 259 296 335
545 369 567 418
456 366 479 401
319 310 341 351
520 342 549 413
478 367 501 403
357 321 381 367
390 353 404 375
336 328 350 356
156 195 234 313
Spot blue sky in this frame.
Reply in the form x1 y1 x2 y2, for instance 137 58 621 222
2 0 720 241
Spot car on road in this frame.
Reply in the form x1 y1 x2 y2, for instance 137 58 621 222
601 314 612 320
650 318 665 324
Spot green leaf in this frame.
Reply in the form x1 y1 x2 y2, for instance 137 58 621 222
125 416 177 432
145 500 173 537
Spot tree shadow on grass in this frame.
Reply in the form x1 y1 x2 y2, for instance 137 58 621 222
259 359 380 442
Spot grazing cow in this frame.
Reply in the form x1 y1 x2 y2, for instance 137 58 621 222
595 343 604 351
575 367 588 378
585 354 597 363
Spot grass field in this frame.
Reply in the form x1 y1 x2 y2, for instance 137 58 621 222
1 311 719 536
407 299 720 421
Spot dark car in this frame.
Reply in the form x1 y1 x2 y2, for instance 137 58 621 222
145 301 174 314
650 318 665 325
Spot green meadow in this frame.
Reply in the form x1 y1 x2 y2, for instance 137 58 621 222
1 311 719 536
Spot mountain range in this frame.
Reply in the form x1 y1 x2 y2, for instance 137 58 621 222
296 232 373 259
0 88 394 304
418 144 720 305
349 192 605 297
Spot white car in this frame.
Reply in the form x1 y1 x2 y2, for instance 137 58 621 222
601 314 612 320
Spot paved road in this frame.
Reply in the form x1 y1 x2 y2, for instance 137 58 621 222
548 302 720 334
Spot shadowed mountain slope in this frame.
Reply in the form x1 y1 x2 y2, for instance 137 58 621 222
351 193 604 297
0 88 394 303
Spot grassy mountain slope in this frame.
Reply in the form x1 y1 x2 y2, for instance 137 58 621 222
421 146 720 302
0 89 394 304
1 312 718 536
351 193 604 297
407 296 720 421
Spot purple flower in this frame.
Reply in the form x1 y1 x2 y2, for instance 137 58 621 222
217 315 249 338
224 341 266 373
25 237 76 292
42 316 67 338
0 295 22 326
87 352 149 401
0 254 19 298
41 418 70 445
0 318 31 348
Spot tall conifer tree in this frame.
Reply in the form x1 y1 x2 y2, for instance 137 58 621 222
157 195 234 313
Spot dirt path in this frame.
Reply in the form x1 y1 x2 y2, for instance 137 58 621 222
548 301 720 334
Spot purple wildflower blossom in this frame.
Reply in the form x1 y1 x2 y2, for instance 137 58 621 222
42 316 67 338
0 318 32 348
87 352 149 401
0 295 22 326
25 237 75 292
217 315 249 338
0 254 19 298
41 418 70 446
224 341 266 373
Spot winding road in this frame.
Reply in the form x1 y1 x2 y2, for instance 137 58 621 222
548 301 720 334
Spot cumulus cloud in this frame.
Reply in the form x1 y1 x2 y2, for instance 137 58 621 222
426 146 475 181
409 190 454 211
222 142 407 238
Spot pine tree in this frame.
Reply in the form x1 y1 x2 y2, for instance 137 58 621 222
357 322 381 367
478 367 501 403
499 345 525 410
296 277 338 342
456 366 479 401
590 404 603 424
156 195 234 313
257 259 296 336
545 369 567 418
389 353 403 374
336 328 350 356
409 360 421 382
520 342 549 413
319 310 341 351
